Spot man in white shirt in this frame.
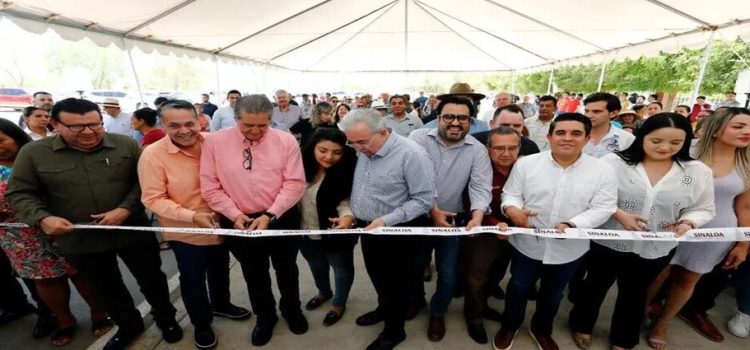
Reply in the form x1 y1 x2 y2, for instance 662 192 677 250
493 113 617 350
102 98 133 137
210 90 241 131
480 92 512 123
524 95 557 151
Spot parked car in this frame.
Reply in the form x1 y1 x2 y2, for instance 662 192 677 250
0 88 33 111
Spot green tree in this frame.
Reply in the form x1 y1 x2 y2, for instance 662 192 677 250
46 40 127 90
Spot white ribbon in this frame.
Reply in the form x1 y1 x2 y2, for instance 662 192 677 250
2 223 749 242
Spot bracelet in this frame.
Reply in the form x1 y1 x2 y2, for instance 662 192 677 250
676 220 695 229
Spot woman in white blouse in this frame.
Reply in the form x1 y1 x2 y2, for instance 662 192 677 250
297 128 358 327
21 106 55 141
568 113 715 350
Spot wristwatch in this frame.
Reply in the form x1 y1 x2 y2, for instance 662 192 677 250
262 211 277 223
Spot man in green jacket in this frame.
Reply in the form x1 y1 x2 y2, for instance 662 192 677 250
7 98 181 350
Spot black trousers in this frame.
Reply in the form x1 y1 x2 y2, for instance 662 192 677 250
463 234 512 323
221 209 302 324
569 242 672 349
360 216 428 338
0 249 52 317
64 233 176 335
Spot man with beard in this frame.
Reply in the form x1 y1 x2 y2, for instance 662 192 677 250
408 95 492 342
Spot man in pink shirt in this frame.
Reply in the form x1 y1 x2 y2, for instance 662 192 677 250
139 100 251 350
200 94 307 346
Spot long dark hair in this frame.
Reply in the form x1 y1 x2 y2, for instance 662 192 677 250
302 128 357 184
0 119 32 150
616 112 694 165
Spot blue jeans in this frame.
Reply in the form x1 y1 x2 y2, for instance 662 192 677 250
170 241 231 328
737 261 750 314
502 246 583 335
300 238 355 307
415 236 461 316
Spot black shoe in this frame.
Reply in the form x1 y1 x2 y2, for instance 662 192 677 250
213 304 252 320
482 306 503 322
251 316 278 346
32 314 57 339
491 286 507 300
366 333 407 350
305 293 332 310
323 309 344 327
103 329 141 350
467 322 488 344
194 326 217 350
0 303 36 326
285 313 308 335
157 319 183 343
356 309 384 326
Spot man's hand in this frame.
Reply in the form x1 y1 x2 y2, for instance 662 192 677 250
234 214 253 230
193 212 219 229
555 223 572 233
40 216 75 236
364 218 386 231
431 207 456 227
673 222 693 237
495 222 510 240
614 209 648 231
90 208 131 226
504 206 536 228
329 215 355 229
723 243 749 270
247 214 271 231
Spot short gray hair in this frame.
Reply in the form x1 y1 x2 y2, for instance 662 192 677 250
235 94 273 119
275 89 288 97
338 108 385 134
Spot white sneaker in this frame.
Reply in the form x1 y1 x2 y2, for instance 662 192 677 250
728 311 750 338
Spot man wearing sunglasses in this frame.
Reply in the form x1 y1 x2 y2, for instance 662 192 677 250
8 98 182 350
200 94 307 346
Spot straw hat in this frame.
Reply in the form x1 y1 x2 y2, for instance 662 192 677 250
102 98 120 108
436 83 485 101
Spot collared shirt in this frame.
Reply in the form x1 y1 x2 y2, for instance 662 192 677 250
200 127 306 221
409 128 491 213
272 105 306 132
202 102 218 117
384 113 424 137
350 132 435 226
518 102 538 119
502 151 618 264
524 116 553 151
7 134 149 254
596 154 715 259
24 128 56 141
138 133 222 246
423 118 489 135
484 165 513 226
210 106 236 131
584 125 635 158
103 111 134 136
716 100 742 108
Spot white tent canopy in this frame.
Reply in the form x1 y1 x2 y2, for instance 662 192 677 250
3 0 750 73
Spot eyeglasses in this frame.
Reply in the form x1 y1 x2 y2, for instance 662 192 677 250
58 122 104 133
346 133 378 149
243 147 253 170
490 146 519 154
440 114 471 123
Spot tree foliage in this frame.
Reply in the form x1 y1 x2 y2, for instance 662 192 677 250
483 39 750 95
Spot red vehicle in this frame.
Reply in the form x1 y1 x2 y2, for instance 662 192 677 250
0 88 33 111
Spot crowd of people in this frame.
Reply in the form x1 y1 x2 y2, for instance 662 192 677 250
0 85 748 350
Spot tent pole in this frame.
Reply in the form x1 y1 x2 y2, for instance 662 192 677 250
547 68 555 94
690 30 716 103
122 38 145 107
511 70 516 94
597 61 607 92
213 54 222 99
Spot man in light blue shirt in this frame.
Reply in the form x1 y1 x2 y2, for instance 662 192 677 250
210 90 241 131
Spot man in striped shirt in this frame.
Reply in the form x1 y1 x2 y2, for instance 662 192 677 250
340 108 435 350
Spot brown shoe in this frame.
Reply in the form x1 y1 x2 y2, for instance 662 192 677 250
529 328 559 350
427 316 445 341
492 328 516 350
678 311 724 342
